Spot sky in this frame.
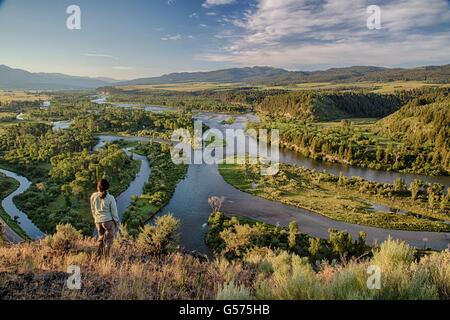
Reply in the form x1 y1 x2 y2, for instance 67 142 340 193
0 0 449 80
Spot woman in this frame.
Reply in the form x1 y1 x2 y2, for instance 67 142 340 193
90 179 119 256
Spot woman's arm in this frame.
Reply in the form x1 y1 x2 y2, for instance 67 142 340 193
110 197 120 224
90 194 96 218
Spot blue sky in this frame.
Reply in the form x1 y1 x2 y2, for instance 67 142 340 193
0 0 449 80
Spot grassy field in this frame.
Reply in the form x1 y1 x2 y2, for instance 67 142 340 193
218 160 450 232
115 81 450 94
0 90 49 103
117 82 244 92
263 81 450 93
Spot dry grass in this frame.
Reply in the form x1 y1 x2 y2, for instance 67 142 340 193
264 81 450 93
0 91 49 103
117 82 242 92
0 237 245 300
0 231 448 300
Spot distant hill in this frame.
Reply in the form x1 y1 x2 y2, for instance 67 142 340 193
118 66 294 86
118 65 450 86
0 65 116 90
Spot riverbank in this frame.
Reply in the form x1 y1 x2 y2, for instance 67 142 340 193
219 160 450 233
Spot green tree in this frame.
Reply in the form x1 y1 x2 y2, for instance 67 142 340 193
393 178 406 193
409 180 421 201
288 221 299 251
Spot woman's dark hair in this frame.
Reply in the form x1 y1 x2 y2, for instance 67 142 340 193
97 179 110 199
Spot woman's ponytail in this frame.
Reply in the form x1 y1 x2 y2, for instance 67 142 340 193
97 179 110 199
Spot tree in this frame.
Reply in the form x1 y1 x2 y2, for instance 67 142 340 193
376 144 384 162
346 144 353 161
338 172 348 187
288 221 299 250
410 180 421 201
428 188 436 209
393 177 406 193
208 196 225 213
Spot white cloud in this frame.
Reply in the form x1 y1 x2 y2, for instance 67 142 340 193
112 66 134 70
161 34 182 41
205 0 450 68
189 12 199 18
84 53 117 59
202 0 236 9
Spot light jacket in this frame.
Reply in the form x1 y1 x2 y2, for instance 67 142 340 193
90 192 119 224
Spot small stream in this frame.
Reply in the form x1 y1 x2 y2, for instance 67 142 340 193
0 169 45 240
94 135 151 218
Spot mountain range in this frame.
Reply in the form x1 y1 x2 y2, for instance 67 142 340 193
1 64 449 90
0 65 113 90
118 65 450 86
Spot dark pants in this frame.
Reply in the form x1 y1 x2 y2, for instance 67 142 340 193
96 221 116 257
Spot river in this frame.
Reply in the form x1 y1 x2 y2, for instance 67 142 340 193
2 101 449 251
113 102 450 187
0 169 45 240
95 101 448 252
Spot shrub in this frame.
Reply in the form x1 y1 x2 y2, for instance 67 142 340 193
136 214 180 255
252 250 318 300
216 282 253 300
0 224 6 247
43 224 82 252
416 252 450 299
371 237 415 270
114 224 133 248
220 223 262 259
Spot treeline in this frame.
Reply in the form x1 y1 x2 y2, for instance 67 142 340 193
72 107 193 139
0 123 94 168
256 91 402 121
207 212 370 263
251 118 448 175
98 87 287 113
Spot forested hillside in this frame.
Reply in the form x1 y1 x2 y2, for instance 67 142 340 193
377 89 450 173
256 91 402 121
